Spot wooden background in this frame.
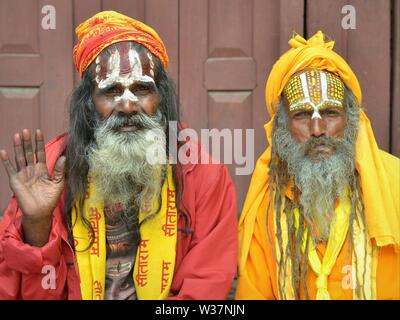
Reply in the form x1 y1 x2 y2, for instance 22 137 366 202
0 0 399 215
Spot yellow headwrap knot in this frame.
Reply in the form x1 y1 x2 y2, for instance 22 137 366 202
288 31 334 50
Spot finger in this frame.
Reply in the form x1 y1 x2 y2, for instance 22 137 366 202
22 129 34 165
54 156 66 183
35 129 46 164
13 133 26 171
0 149 17 178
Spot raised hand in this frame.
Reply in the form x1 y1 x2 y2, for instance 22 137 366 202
0 129 66 246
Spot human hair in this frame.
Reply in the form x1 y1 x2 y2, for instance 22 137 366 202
63 42 192 249
267 86 368 299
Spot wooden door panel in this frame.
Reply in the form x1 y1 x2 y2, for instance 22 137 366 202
205 58 256 90
208 0 253 58
102 0 145 19
208 91 253 207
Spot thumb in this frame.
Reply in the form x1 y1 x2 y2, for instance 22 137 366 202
53 156 66 183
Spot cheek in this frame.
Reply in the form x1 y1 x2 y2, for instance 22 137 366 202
139 94 160 114
326 117 346 137
288 120 310 143
93 96 117 119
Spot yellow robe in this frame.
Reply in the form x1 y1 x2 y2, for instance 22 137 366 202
235 115 400 299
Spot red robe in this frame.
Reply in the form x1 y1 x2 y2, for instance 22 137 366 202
0 133 238 299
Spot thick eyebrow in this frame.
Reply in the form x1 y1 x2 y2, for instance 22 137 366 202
130 80 156 88
97 82 122 93
96 79 157 93
288 103 313 113
319 104 344 111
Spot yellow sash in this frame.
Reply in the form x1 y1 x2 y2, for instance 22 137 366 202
72 165 177 300
275 192 377 300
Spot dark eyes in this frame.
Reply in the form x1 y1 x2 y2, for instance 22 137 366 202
292 108 341 119
100 84 154 96
103 86 120 95
135 84 152 94
320 109 340 116
292 110 312 119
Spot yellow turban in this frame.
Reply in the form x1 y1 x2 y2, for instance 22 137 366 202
265 31 362 116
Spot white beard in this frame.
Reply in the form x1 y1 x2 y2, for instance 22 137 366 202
87 111 167 212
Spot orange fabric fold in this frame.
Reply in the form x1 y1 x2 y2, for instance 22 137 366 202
73 11 169 78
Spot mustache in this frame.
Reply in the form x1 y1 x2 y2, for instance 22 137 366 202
96 111 165 131
302 136 343 155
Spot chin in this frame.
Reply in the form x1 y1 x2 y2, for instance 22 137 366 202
306 152 328 160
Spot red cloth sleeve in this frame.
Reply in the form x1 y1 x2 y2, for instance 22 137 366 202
169 164 238 299
0 198 70 299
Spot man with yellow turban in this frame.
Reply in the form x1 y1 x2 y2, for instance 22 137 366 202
0 11 237 300
235 31 399 300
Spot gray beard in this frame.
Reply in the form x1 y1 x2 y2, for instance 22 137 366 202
87 110 167 213
272 105 359 241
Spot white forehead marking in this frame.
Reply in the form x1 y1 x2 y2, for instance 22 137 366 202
147 52 155 77
299 73 310 101
114 88 139 103
320 72 328 101
97 46 155 90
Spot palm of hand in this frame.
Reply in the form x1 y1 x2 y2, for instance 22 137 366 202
0 129 66 220
10 162 64 219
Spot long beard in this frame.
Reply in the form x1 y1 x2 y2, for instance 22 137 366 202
87 110 167 213
272 107 358 241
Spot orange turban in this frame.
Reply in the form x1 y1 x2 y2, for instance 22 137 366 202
265 31 362 117
73 11 169 78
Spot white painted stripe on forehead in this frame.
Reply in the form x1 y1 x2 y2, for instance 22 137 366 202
320 71 328 101
128 47 155 84
299 73 310 100
107 49 121 80
128 47 142 78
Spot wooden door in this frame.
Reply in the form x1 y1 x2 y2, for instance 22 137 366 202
0 0 73 212
179 0 304 208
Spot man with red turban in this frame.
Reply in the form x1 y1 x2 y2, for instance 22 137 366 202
235 31 399 300
0 11 237 300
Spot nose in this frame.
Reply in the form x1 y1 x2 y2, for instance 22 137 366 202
114 88 141 115
116 97 139 115
116 93 139 115
310 117 326 138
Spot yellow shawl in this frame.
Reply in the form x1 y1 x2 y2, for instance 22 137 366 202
72 166 177 300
